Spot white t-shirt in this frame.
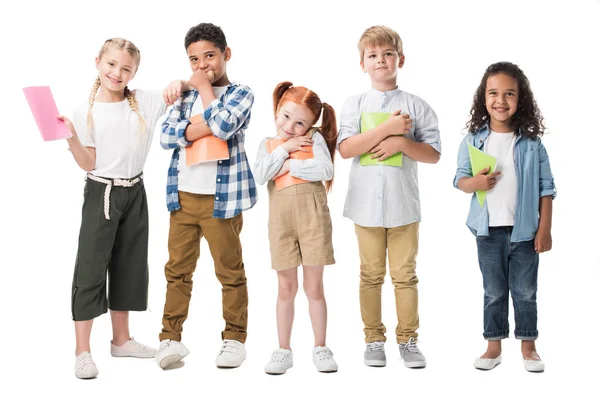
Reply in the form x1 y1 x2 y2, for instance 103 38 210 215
484 130 518 227
178 86 228 194
72 89 166 179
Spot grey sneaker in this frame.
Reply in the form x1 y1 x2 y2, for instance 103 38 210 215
364 341 386 367
399 337 426 368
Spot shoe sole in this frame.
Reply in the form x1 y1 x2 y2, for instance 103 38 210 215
112 352 156 358
365 360 386 367
216 357 246 368
317 369 338 373
75 372 98 379
474 361 501 370
159 354 187 370
403 361 426 368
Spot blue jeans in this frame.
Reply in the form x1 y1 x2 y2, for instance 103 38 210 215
476 227 539 340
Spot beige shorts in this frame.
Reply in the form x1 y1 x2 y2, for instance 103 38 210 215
267 181 335 270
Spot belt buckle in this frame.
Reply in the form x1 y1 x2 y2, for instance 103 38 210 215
115 179 134 187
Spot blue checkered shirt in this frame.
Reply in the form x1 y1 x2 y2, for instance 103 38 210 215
160 83 257 218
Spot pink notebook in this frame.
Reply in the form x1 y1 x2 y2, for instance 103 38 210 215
23 86 72 141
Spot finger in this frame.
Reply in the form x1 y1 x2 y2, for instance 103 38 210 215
379 153 390 161
477 166 491 175
490 171 502 177
392 110 402 116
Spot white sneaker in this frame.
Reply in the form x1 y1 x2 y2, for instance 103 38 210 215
265 348 293 375
75 351 98 379
111 337 156 358
474 355 502 370
313 346 338 373
155 339 190 370
215 340 246 368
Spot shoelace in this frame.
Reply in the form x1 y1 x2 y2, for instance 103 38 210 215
159 340 172 351
77 353 94 368
270 350 289 363
367 342 384 352
315 348 333 361
401 338 421 355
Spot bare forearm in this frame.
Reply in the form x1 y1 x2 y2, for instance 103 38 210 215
457 177 476 193
66 137 95 172
339 126 389 159
538 196 553 230
184 122 214 141
402 140 440 164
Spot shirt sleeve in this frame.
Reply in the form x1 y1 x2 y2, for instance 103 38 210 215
337 95 360 148
289 131 334 181
160 98 192 150
203 85 254 141
413 97 441 154
538 140 556 199
134 89 167 131
253 138 289 185
453 136 472 189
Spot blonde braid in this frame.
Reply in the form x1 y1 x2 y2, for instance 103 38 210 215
124 86 147 134
86 76 101 135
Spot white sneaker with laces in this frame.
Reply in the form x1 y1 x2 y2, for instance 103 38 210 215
215 339 246 368
155 339 190 370
265 348 293 375
313 346 338 373
75 351 98 379
111 337 156 358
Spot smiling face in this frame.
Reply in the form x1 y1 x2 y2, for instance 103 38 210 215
95 47 137 94
485 73 519 132
275 101 315 140
187 40 230 86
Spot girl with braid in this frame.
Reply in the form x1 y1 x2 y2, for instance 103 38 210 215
58 38 190 379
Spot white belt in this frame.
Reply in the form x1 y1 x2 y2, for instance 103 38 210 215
86 173 143 220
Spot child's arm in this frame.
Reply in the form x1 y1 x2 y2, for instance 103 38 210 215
160 99 193 150
288 132 333 181
202 86 254 141
535 141 556 253
58 115 96 172
253 139 289 185
454 138 501 193
339 110 411 159
369 136 440 163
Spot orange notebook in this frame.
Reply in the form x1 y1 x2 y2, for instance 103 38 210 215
265 138 314 191
185 115 229 166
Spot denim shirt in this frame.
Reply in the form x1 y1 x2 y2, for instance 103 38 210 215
453 125 556 242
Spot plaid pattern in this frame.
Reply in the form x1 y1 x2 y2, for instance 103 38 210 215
160 83 257 218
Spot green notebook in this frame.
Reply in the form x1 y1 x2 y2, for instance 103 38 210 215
359 112 403 167
467 143 497 207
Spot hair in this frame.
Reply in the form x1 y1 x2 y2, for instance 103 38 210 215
466 61 545 139
184 23 227 52
87 38 146 135
358 25 403 60
273 81 338 193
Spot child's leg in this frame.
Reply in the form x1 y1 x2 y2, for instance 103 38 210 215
387 222 419 343
508 238 540 359
476 227 511 357
200 201 247 343
110 311 130 345
276 268 299 349
354 224 388 343
159 192 202 342
303 265 326 347
75 320 94 355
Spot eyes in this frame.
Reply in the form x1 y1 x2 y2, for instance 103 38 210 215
282 114 305 126
190 53 215 63
368 51 395 58
488 91 516 97
107 62 131 73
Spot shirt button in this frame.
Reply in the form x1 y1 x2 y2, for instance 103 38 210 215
217 178 221 182
218 161 222 164
215 196 220 200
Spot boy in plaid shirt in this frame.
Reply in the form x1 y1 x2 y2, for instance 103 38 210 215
155 22 256 370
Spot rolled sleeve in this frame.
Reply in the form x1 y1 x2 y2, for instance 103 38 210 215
204 86 254 141
337 95 360 148
414 99 441 154
538 141 556 199
160 101 192 149
453 137 473 189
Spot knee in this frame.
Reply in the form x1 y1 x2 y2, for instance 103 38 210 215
303 281 324 301
360 268 385 286
278 281 298 301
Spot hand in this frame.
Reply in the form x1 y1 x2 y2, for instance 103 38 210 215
471 166 501 191
383 109 412 136
282 136 314 153
369 136 406 160
534 227 552 253
57 115 77 139
189 69 214 90
163 80 185 105
274 159 291 179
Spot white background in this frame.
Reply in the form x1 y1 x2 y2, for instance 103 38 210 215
1 0 598 398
